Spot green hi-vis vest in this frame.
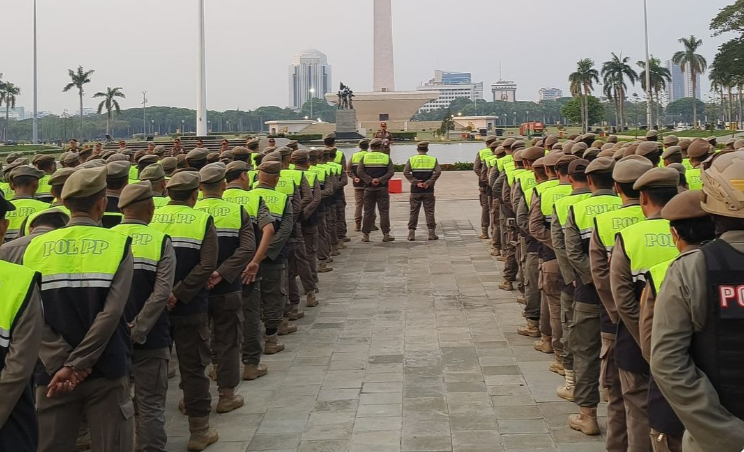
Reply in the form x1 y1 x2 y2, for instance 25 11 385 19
351 150 367 165
247 170 258 187
333 151 344 165
571 195 621 240
149 204 211 250
223 187 261 221
593 205 645 255
506 167 524 187
277 169 304 198
324 162 339 176
194 197 242 238
687 167 702 190
5 198 49 241
129 165 139 181
250 187 288 222
618 218 679 284
153 196 170 208
362 152 391 166
497 154 514 172
0 182 12 200
485 155 498 168
23 206 71 236
409 155 437 171
250 153 259 167
553 192 592 229
516 171 537 205
0 260 38 349
308 165 327 183
478 148 492 163
24 226 128 291
682 159 694 171
36 174 52 196
530 179 559 207
540 184 572 219
647 258 674 298
111 223 166 272
301 169 317 186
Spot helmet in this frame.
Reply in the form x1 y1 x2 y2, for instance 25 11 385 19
701 150 744 218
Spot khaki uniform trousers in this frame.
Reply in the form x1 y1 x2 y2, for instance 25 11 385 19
288 231 317 304
523 251 541 320
362 188 391 234
301 224 319 281
479 186 490 229
171 314 212 418
261 266 287 333
619 368 652 452
241 282 263 365
316 205 331 264
335 192 347 239
571 301 601 407
539 258 563 356
491 197 501 249
208 292 244 389
560 290 575 371
600 335 628 452
354 189 365 226
326 200 339 247
408 193 436 231
132 350 168 452
37 376 134 452
502 216 519 281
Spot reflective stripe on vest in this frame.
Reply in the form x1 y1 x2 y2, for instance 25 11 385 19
593 205 645 254
149 204 210 250
223 188 261 220
0 261 37 348
687 168 702 190
251 187 288 221
647 258 674 298
540 184 572 218
553 193 592 228
6 199 49 241
497 154 514 172
111 223 166 272
194 198 242 238
531 180 559 207
618 219 679 283
409 155 437 171
571 195 622 240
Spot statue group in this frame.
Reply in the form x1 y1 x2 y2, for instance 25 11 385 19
337 83 355 110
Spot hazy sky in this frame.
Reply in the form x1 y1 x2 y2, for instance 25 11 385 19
1 0 735 114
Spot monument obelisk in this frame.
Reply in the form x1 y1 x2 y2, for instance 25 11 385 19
373 0 395 92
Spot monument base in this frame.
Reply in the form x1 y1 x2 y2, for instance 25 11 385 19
335 109 364 140
326 91 438 131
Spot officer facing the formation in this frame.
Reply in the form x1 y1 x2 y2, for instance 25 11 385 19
403 141 441 241
111 182 176 452
651 151 744 452
357 138 395 242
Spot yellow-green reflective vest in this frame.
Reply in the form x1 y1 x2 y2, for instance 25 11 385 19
647 258 674 298
618 218 679 285
308 165 327 183
516 171 537 205
540 184 572 219
351 150 367 165
593 205 645 255
506 167 524 187
23 205 71 236
478 148 492 163
409 155 437 171
110 222 166 272
301 169 317 186
153 196 170 208
194 197 242 238
485 155 498 168
571 195 621 240
328 162 343 176
128 165 138 181
247 170 258 187
250 187 288 221
0 260 38 349
250 153 259 167
334 151 344 164
0 183 12 200
149 204 211 251
687 167 702 190
497 154 514 172
681 159 694 171
362 152 391 166
553 192 592 229
5 198 49 241
36 175 52 197
223 188 261 220
530 179 559 207
273 175 297 198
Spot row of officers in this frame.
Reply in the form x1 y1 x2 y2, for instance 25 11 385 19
473 131 744 452
0 132 445 452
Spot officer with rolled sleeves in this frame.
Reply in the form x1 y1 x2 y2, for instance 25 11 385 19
403 141 441 241
357 138 396 243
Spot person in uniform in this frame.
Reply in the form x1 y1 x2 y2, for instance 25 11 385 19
685 139 712 190
348 138 371 232
373 121 394 154
294 150 323 286
325 133 350 243
186 148 209 171
33 154 56 203
136 155 159 180
636 141 662 167
492 138 516 259
357 138 395 242
646 130 659 142
139 164 170 208
661 146 683 167
651 151 744 452
103 160 130 228
319 148 341 255
4 165 49 242
161 157 178 178
611 167 681 452
486 140 503 255
111 182 176 452
474 136 498 239
497 141 525 290
0 192 43 452
307 149 333 272
149 170 220 451
170 138 184 156
662 134 678 150
403 141 441 241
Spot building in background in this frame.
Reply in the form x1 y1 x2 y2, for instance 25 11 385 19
491 80 517 102
416 70 484 113
666 60 701 102
538 87 563 101
288 49 332 110
1 106 26 120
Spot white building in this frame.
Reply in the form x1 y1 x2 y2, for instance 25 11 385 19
416 71 483 113
491 80 517 102
2 107 26 120
538 87 563 101
288 49 332 110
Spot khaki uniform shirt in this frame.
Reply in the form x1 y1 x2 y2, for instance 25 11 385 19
565 188 616 285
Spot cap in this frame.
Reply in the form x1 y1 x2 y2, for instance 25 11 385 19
512 150 523 163
583 148 600 160
701 151 744 217
544 151 565 167
33 154 55 165
417 141 430 150
636 141 661 158
61 166 108 199
186 148 209 161
667 163 686 178
633 167 679 190
598 149 616 159
568 159 589 175
63 152 80 165
544 135 558 147
502 138 516 148
532 157 546 169
232 146 250 157
583 133 597 141
226 161 249 174
679 138 692 151
153 145 166 155
166 170 200 191
687 139 713 159
286 140 299 149
291 149 309 161
277 146 293 157
522 146 544 161
662 190 707 221
199 162 227 184
661 146 682 160
646 129 659 138
118 181 153 209
370 138 383 148
359 138 371 146
607 135 618 143
49 168 76 186
323 132 336 140
139 164 165 181
9 165 45 181
161 157 178 172
106 160 131 179
613 155 654 183
663 135 679 146
585 157 615 175
571 142 588 156
258 161 281 175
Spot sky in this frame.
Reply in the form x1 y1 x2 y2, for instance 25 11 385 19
0 0 736 115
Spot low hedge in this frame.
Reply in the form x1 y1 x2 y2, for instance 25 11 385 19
393 162 473 172
267 133 323 142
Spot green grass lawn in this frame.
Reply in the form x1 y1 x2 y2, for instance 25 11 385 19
623 129 738 138
0 144 61 155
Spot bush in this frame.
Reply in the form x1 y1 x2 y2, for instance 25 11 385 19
393 161 473 172
267 133 323 142
392 132 417 141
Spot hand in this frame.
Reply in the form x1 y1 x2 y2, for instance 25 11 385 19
422 182 429 190
167 294 178 311
354 178 361 184
47 366 88 398
128 322 134 329
416 182 425 188
372 179 380 186
241 262 260 284
207 271 223 289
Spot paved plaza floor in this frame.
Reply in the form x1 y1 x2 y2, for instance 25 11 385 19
162 172 608 452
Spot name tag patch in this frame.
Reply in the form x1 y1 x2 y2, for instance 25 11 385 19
718 285 744 319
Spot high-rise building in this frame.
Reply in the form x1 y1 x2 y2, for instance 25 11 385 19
374 0 395 92
416 70 483 113
288 49 332 110
538 88 563 101
491 80 517 102
666 60 701 102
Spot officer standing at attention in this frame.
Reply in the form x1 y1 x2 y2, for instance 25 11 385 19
103 160 131 228
651 151 744 452
112 182 176 452
293 150 323 284
357 138 395 242
21 166 135 452
403 141 441 241
348 138 371 232
33 154 56 203
308 149 334 271
684 139 712 190
611 167 680 452
0 191 43 452
325 133 350 243
487 141 504 255
5 165 49 242
149 170 219 451
139 164 170 208
474 136 497 239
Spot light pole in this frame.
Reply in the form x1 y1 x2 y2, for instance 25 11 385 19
513 111 517 128
196 0 208 136
142 91 147 137
643 0 653 128
309 88 315 120
32 0 39 144
151 119 155 136
182 119 185 134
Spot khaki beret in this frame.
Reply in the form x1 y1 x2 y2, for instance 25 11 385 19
323 132 336 140
286 140 299 149
598 149 616 159
489 140 500 149
502 138 516 148
679 138 692 151
607 135 618 143
556 154 579 167
667 163 686 177
613 149 625 161
661 190 707 221
544 135 558 147
613 142 625 150
512 140 526 150
62 166 107 199
29 207 70 228
726 137 738 147
591 140 605 149
661 146 682 160
3 160 28 179
571 142 588 156
78 159 106 169
544 151 565 167
166 170 200 191
308 149 321 159
601 143 615 151
261 146 277 156
552 143 563 151
359 138 371 146
568 159 589 175
186 147 209 161
663 135 679 146
583 148 600 160
585 157 615 175
9 165 45 181
226 161 249 174
291 149 310 161
646 129 659 138
107 153 130 163
153 145 166 155
687 139 713 159
277 146 293 157
411 141 429 151
624 143 640 157
100 150 116 160
199 163 227 184
262 152 282 164
258 161 281 175
562 141 575 154
49 168 76 186
139 164 165 181
33 154 56 165
522 146 544 161
613 155 654 183
370 138 383 148
512 150 524 163
161 157 178 172
246 139 260 150
635 141 661 158
139 155 159 166
706 136 717 145
583 133 596 141
735 139 744 150
118 181 153 209
118 148 135 156
494 146 506 155
206 152 220 163
232 146 250 156
220 151 234 162
133 150 146 162
532 157 546 169
106 161 131 179
6 152 24 164
633 167 679 190
63 152 80 164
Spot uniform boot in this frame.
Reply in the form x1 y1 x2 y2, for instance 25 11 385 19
549 357 565 376
318 262 333 273
289 306 305 320
75 426 91 452
338 241 347 249
355 222 361 232
428 229 439 241
490 248 501 256
498 280 514 291
568 407 600 436
479 228 489 239
216 388 245 413
242 363 268 380
208 364 218 381
343 236 351 242
408 230 416 241
382 233 395 242
517 319 540 337
331 245 341 256
534 335 554 353
361 233 370 242
372 225 380 231
557 370 575 401
264 334 285 354
516 295 526 305
496 254 507 262
168 359 178 379
187 415 219 451
278 318 298 336
306 292 318 307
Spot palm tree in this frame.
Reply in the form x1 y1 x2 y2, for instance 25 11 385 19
569 58 600 132
62 66 95 138
672 35 707 127
602 52 638 129
638 57 672 128
93 87 126 137
0 82 20 142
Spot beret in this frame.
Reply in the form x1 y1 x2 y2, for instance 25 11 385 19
6 152 24 163
679 138 692 151
551 143 563 151
206 152 220 163
544 151 565 167
485 135 498 144
598 149 616 159
661 146 682 160
166 170 200 191
100 150 116 160
494 146 506 155
613 149 625 161
262 152 282 163
160 157 178 172
502 138 516 147
49 168 76 186
532 157 546 169
489 141 500 149
220 151 234 162
633 167 679 190
571 142 588 156
583 148 600 160
78 159 106 169
258 161 281 175
226 161 249 173
585 157 615 175
246 140 260 150
286 140 299 149
706 136 717 144
292 149 309 160
687 139 713 159
735 139 744 150
562 141 575 154
29 207 70 229
9 165 45 181
667 162 686 177
522 146 544 161
118 148 135 156
661 190 707 221
636 141 661 157
359 138 371 146
133 150 146 162
139 155 159 166
33 154 56 165
118 181 153 209
624 143 640 157
568 159 589 175
308 149 321 159
199 162 227 184
370 138 383 147
139 164 165 181
63 152 81 164
556 154 579 167
512 140 526 150
62 166 107 199
153 145 166 155
544 135 558 146
601 143 615 151
591 140 604 149
663 135 679 146
613 155 654 183
186 148 209 161
512 150 523 163
106 161 131 179
3 159 28 176
324 132 336 140
646 129 659 138
278 146 293 157
232 146 250 156
106 153 130 163
606 135 618 143
262 146 277 155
